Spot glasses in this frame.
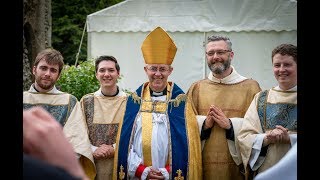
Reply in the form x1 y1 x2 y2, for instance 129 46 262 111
206 50 231 57
146 66 170 73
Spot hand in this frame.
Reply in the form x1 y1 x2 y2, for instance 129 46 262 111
210 105 231 129
264 125 290 145
263 131 272 146
93 144 115 160
274 125 290 143
204 108 215 129
147 168 165 180
23 107 88 180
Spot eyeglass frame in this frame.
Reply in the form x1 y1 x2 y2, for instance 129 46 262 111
206 49 232 57
145 65 171 73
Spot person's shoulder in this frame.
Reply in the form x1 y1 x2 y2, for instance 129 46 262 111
118 90 128 97
80 93 95 100
194 78 208 84
23 91 31 95
244 78 259 85
62 93 79 102
188 78 208 89
243 78 261 89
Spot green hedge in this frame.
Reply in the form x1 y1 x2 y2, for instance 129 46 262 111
57 60 99 100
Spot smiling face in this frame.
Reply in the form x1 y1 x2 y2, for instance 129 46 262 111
96 60 120 89
144 64 173 92
272 54 297 90
33 59 60 92
206 40 234 78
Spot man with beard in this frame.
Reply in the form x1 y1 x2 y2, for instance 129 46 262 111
113 27 202 180
23 48 96 180
187 35 261 180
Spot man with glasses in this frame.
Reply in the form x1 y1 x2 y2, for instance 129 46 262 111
187 35 261 180
113 27 202 180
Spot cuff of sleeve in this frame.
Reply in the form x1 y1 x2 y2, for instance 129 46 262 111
141 167 151 180
201 119 212 140
91 145 98 153
159 167 170 180
165 165 170 173
225 119 235 141
253 134 265 149
135 164 147 178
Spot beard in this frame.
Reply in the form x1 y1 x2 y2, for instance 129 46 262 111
208 57 231 75
35 76 56 90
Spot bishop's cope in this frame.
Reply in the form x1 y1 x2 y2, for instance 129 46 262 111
113 27 203 180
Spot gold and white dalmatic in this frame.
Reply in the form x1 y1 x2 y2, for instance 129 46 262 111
80 89 127 180
23 85 96 180
187 67 261 180
238 86 297 174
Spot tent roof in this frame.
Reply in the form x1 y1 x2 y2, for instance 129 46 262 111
87 0 297 33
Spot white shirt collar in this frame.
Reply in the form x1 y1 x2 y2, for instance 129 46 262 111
94 87 127 97
274 85 297 91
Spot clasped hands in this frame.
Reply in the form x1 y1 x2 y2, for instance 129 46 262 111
93 144 114 160
146 168 165 180
263 125 290 146
204 105 231 130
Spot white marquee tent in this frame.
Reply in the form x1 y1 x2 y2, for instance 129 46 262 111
87 0 297 92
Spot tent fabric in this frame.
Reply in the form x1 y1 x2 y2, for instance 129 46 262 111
86 0 297 93
87 0 297 33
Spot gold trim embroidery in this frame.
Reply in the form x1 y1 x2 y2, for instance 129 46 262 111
174 169 184 180
119 165 125 180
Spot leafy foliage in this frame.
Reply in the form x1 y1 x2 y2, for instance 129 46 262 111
52 0 123 65
56 60 99 100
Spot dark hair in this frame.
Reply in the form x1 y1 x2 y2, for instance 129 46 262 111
271 44 297 63
207 35 232 51
95 55 120 73
34 48 64 74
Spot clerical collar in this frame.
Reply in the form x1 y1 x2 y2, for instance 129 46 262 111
33 84 52 93
101 86 119 97
150 87 167 97
33 85 40 92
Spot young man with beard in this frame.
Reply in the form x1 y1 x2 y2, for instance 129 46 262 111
79 55 127 180
113 27 202 180
23 48 96 179
187 35 261 180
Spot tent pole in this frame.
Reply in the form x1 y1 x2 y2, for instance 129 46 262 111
203 32 207 79
75 20 87 66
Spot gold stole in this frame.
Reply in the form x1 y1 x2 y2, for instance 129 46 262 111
140 83 171 166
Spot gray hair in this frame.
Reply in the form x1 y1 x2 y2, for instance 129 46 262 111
207 35 232 51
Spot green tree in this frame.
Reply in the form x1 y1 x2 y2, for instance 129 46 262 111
56 59 126 100
56 60 99 100
52 0 123 65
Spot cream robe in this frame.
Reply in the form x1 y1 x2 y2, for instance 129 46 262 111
238 86 297 175
254 142 297 180
80 89 127 180
23 85 96 180
187 66 261 180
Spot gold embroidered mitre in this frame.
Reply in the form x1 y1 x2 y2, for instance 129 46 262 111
141 26 177 65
